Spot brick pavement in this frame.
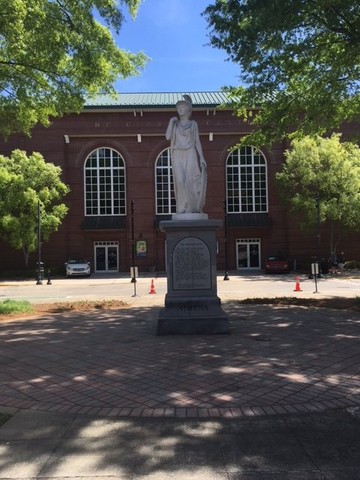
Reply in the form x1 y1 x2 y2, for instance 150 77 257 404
1 300 360 418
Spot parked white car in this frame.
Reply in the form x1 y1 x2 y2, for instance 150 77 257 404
65 258 91 277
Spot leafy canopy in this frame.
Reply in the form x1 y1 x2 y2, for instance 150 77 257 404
0 150 70 264
203 0 360 146
0 0 148 137
276 135 360 241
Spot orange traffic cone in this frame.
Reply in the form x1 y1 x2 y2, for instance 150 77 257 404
294 276 302 292
149 278 156 294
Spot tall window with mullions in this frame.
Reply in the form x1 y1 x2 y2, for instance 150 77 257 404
155 148 176 215
84 147 126 216
226 146 268 213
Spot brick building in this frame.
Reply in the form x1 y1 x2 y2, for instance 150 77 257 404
0 92 358 274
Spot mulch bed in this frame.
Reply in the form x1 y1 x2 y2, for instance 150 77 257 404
238 296 360 311
0 299 129 323
0 297 359 323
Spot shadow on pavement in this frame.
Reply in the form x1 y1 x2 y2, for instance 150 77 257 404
1 300 360 478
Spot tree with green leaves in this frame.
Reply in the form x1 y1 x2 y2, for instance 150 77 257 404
276 134 360 252
0 0 148 137
204 1 360 147
0 150 69 266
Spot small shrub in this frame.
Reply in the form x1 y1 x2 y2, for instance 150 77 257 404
344 260 360 270
0 299 34 315
238 297 300 305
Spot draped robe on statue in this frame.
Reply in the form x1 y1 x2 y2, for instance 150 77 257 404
169 119 206 214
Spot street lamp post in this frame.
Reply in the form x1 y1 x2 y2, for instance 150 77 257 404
36 199 42 285
223 198 229 281
315 193 322 278
130 200 137 296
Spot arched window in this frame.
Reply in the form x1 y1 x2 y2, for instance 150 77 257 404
84 147 126 216
226 146 268 213
155 148 176 215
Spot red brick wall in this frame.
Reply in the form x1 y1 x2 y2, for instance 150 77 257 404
0 108 359 274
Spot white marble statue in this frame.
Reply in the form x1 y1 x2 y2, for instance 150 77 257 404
166 95 207 215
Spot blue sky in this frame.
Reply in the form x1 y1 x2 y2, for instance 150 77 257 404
115 0 241 92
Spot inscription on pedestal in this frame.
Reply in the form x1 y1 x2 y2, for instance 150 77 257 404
173 236 211 290
178 303 209 312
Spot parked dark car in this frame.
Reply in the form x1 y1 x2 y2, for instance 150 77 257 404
65 258 91 277
265 255 290 274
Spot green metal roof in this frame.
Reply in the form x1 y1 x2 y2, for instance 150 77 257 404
84 91 231 109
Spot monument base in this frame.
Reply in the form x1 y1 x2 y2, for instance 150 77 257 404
157 219 229 335
157 296 229 335
172 212 208 221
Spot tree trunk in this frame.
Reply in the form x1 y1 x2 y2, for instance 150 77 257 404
22 247 29 267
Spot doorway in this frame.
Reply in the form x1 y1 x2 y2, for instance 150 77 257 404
236 238 261 269
94 241 119 272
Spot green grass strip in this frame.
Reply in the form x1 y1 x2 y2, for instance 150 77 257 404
0 299 34 315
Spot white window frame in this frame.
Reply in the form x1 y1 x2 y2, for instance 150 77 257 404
94 241 119 272
84 147 126 216
236 238 261 270
226 146 268 213
155 148 176 215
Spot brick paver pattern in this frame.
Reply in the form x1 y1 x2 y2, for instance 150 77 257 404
1 302 360 418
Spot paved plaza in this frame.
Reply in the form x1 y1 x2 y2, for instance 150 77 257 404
1 272 360 418
0 273 360 478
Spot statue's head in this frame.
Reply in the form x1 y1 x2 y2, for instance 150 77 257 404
176 94 192 113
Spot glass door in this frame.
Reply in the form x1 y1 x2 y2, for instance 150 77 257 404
236 238 261 269
94 241 119 272
95 246 106 271
107 246 118 271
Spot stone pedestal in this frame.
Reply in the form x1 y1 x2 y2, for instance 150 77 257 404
157 219 229 335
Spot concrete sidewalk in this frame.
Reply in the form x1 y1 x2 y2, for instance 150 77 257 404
1 407 360 479
1 273 360 478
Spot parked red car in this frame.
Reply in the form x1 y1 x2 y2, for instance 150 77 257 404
265 255 290 273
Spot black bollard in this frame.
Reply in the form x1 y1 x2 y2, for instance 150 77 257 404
47 268 52 285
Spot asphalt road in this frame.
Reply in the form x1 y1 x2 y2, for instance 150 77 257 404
0 271 359 305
